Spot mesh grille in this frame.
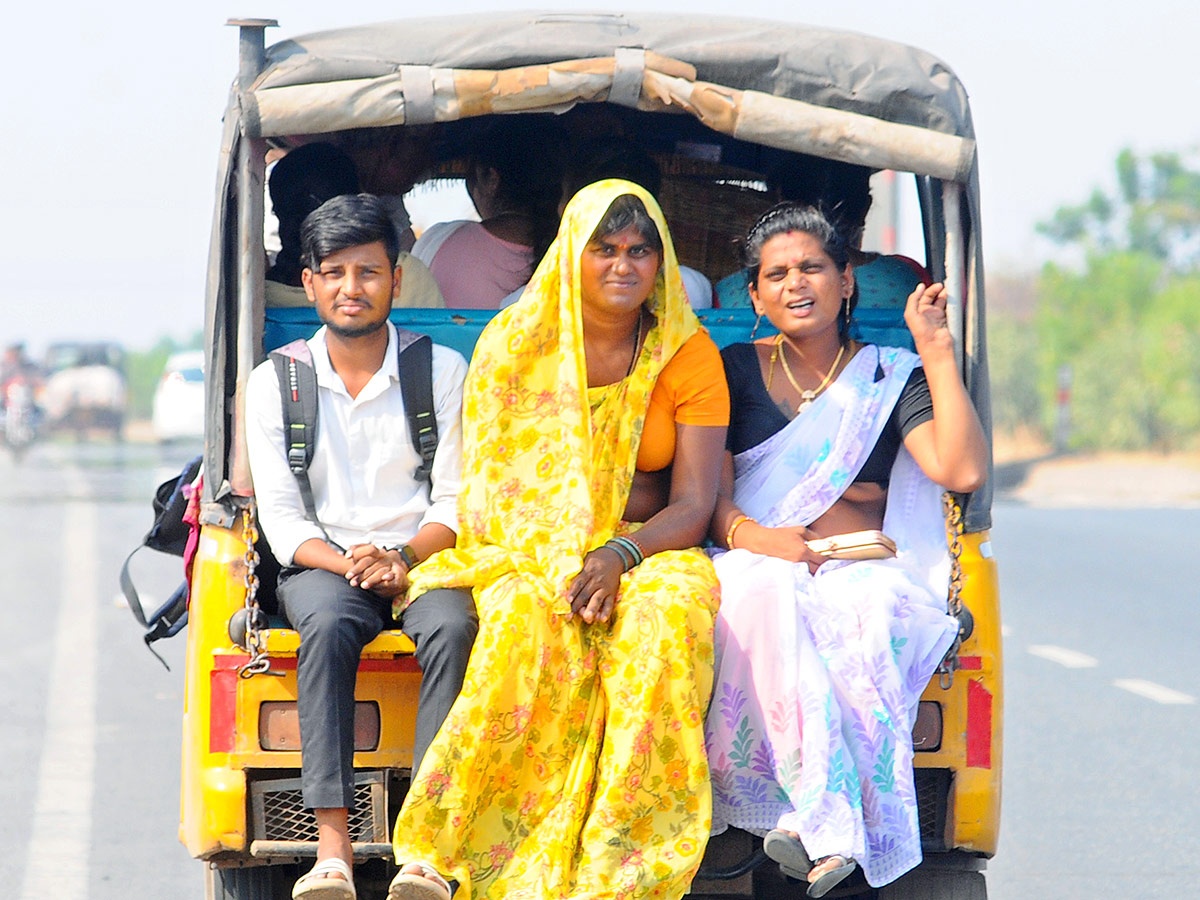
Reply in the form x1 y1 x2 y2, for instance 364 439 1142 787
914 767 951 852
250 772 387 843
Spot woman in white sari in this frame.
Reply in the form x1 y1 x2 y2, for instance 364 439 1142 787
705 204 987 896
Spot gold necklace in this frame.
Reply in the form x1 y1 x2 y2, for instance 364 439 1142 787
771 334 845 413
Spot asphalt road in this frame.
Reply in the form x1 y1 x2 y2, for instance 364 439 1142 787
1 439 1197 899
1 438 203 900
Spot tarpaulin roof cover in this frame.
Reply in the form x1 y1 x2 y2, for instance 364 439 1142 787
242 11 977 181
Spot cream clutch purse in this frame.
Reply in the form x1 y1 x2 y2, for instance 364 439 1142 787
806 529 897 560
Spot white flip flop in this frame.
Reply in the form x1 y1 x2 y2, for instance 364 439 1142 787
292 857 356 900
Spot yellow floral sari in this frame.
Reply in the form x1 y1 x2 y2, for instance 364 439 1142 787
393 180 720 900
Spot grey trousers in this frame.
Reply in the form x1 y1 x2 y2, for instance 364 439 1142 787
277 567 477 810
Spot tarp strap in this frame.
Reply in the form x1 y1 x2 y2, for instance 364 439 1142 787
400 65 437 124
609 48 645 108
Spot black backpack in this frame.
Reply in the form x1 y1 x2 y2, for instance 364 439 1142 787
118 453 202 667
268 327 439 548
120 328 439 666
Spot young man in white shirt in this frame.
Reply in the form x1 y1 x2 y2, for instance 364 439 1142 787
245 193 474 900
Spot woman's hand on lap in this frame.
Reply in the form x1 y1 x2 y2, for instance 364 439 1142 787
567 548 624 624
737 521 826 572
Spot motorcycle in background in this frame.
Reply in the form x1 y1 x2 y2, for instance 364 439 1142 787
2 374 38 460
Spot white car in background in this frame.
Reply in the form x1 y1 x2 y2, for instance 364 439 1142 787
152 351 205 442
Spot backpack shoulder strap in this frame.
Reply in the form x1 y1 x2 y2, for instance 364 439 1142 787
394 328 438 485
268 340 342 550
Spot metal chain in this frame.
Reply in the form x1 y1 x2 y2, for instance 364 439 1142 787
936 492 966 689
237 503 279 678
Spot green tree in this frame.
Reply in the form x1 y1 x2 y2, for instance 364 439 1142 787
1033 148 1200 451
1037 148 1200 269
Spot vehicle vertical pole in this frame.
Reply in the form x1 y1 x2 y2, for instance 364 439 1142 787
227 18 276 496
942 181 965 367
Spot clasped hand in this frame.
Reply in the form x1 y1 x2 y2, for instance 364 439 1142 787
566 547 624 624
344 543 409 598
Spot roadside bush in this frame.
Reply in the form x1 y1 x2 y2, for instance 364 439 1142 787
986 311 1044 437
1033 255 1200 450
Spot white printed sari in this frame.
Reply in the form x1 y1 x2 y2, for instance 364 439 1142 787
705 345 958 888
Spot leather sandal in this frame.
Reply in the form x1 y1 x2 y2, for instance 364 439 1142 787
388 861 453 900
763 829 813 880
806 855 856 898
292 857 356 900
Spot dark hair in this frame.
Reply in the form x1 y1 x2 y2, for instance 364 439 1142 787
300 193 400 271
268 143 361 286
768 156 872 246
467 117 566 265
589 194 664 253
743 202 857 338
565 138 662 199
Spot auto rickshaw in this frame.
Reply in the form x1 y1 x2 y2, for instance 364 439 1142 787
183 13 1000 900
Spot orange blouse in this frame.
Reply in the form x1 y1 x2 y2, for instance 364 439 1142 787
636 331 730 472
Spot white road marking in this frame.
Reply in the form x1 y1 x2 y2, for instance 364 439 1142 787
19 500 97 900
1027 644 1099 668
1113 679 1196 705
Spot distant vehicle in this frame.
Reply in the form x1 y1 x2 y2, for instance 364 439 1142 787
152 350 205 442
2 373 38 459
41 341 127 439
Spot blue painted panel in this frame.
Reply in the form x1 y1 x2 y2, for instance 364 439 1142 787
263 304 912 360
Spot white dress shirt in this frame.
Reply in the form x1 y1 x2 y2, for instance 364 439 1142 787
246 322 466 566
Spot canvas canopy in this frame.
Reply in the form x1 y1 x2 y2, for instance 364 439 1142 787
241 12 977 182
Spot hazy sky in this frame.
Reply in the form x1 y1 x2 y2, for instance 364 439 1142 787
1 1 1195 353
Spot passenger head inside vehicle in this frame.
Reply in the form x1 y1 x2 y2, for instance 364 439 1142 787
300 193 401 272
589 191 664 254
463 116 566 264
769 156 873 249
298 193 402 340
743 203 858 340
576 191 665 319
268 142 361 286
560 137 663 215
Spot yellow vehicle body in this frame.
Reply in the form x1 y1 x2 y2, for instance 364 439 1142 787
913 532 1002 855
180 517 420 860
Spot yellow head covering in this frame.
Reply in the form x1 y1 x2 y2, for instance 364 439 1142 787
404 179 699 609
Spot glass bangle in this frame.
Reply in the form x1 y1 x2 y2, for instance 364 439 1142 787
610 536 644 566
602 540 635 571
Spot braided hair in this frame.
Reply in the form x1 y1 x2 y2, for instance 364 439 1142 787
742 202 858 340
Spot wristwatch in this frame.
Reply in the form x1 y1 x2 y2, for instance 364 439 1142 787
389 544 419 570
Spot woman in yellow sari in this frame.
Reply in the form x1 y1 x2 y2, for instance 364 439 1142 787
386 179 729 900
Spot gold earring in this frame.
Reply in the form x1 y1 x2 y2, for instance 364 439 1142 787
750 312 763 340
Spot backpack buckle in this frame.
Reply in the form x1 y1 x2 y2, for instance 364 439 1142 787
414 429 437 483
